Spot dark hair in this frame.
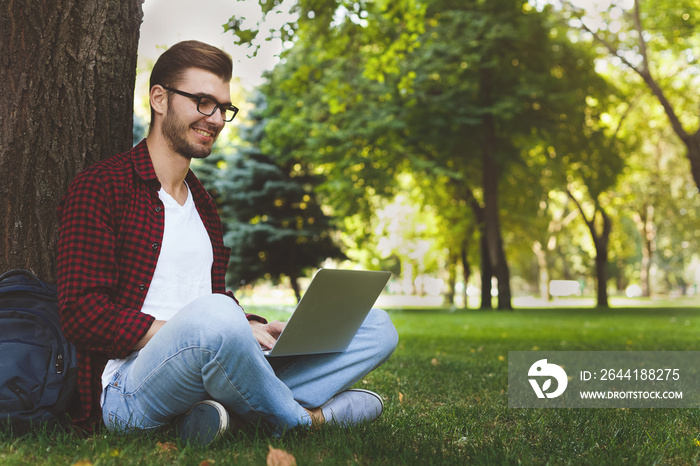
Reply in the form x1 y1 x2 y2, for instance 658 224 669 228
148 40 233 127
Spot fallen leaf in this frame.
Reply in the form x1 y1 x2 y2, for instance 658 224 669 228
399 392 405 403
156 442 178 453
431 358 440 366
71 461 93 466
200 460 216 466
267 445 297 466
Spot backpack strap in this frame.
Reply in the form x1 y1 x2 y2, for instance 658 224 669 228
0 269 54 292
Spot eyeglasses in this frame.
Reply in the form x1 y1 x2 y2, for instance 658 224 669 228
162 86 239 122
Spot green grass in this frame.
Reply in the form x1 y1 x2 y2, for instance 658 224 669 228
3 306 700 465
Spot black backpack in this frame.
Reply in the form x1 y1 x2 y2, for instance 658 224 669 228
0 269 78 434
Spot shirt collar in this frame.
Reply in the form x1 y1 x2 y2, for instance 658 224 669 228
131 139 159 184
131 138 200 190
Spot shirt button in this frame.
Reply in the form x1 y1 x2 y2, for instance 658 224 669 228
139 284 146 291
155 206 162 212
152 242 159 250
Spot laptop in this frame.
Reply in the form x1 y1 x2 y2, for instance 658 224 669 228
263 268 391 357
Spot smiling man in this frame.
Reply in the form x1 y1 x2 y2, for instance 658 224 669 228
56 41 398 445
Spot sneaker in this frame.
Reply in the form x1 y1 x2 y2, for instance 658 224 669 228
320 389 384 426
175 400 229 446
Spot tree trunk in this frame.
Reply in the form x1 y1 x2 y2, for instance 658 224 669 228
289 274 302 303
594 232 610 308
467 197 496 310
0 0 143 282
494 235 512 309
445 249 457 306
595 209 612 308
460 239 471 309
569 193 611 307
637 71 700 191
479 232 493 309
533 241 551 301
685 133 700 193
479 67 512 310
568 191 611 308
640 238 652 297
634 204 655 297
481 128 513 310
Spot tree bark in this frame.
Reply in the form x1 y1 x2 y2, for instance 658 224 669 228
633 204 655 297
481 130 512 309
494 234 512 310
479 68 513 310
0 0 143 282
568 190 611 308
593 224 610 308
479 232 493 309
445 249 457 306
684 133 700 194
465 189 498 310
289 273 302 303
533 241 551 301
460 239 471 309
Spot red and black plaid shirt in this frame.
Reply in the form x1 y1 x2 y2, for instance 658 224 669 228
57 140 260 430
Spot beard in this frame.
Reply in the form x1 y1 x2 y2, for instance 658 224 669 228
161 108 217 160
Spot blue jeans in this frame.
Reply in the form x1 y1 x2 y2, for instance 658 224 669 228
102 294 398 435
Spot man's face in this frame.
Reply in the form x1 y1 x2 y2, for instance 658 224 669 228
161 68 232 160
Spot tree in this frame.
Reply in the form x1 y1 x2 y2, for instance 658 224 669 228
619 108 700 296
552 98 626 308
211 92 345 301
232 0 675 307
561 0 700 192
0 1 143 281
387 0 618 309
634 138 694 296
230 0 623 310
519 15 628 307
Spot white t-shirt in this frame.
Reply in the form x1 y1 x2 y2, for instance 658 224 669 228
100 183 213 402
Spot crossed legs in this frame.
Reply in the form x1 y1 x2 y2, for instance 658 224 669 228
101 294 398 435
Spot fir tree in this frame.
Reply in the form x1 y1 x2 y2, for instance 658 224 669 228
212 91 345 301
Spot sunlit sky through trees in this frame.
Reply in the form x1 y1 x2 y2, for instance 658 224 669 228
135 0 700 304
139 0 297 89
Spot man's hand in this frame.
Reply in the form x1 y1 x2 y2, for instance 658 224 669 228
133 319 166 350
250 320 287 350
